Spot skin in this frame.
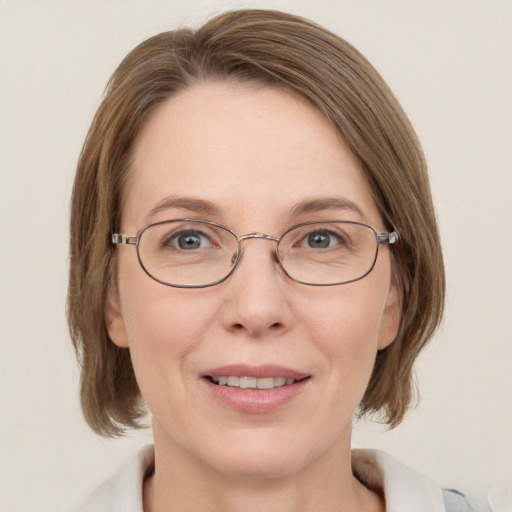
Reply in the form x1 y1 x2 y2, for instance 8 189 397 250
105 82 400 512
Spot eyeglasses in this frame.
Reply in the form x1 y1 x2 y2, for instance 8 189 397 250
112 219 400 288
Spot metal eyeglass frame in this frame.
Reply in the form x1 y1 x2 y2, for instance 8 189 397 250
111 219 401 288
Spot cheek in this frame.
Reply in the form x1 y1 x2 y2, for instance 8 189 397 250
116 268 218 398
122 290 216 366
304 282 386 354
119 292 222 438
300 278 390 399
117 250 214 351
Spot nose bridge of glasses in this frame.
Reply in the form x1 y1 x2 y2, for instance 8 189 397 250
238 233 280 244
235 233 281 266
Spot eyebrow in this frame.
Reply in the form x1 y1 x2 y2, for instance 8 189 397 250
146 195 220 221
287 197 367 221
145 195 366 223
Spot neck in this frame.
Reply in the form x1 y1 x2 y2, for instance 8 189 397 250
144 428 384 512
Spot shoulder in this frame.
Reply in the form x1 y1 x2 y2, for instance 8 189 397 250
77 445 154 512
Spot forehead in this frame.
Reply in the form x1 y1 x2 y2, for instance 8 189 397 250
123 82 382 231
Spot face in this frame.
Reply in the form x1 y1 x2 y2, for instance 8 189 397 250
106 82 400 480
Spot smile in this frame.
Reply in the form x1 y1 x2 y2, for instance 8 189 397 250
202 365 310 412
209 376 297 389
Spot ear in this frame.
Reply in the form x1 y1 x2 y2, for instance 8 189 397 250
378 282 401 350
104 285 129 348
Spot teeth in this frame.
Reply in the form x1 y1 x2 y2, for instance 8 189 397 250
256 377 275 389
227 376 239 387
240 377 256 389
211 376 297 389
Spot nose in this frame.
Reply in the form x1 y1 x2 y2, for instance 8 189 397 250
220 238 293 338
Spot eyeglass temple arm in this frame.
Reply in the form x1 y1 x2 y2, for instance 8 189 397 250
377 231 400 245
112 234 137 245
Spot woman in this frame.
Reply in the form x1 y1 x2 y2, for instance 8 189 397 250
69 9 470 511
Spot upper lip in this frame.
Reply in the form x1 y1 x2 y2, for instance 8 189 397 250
202 364 310 380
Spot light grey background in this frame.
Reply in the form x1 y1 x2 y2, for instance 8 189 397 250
1 1 511 510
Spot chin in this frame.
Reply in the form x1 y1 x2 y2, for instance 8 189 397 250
197 429 320 480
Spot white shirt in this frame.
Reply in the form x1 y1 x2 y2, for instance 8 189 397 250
77 445 473 511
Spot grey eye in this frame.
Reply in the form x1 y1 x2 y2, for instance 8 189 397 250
167 230 211 250
307 232 330 248
303 230 342 249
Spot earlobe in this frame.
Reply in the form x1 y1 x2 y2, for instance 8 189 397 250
378 283 401 350
104 285 129 348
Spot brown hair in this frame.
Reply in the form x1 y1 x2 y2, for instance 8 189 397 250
68 9 445 436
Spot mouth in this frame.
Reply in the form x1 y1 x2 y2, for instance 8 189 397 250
201 365 310 412
205 375 306 389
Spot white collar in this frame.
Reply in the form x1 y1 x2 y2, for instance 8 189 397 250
79 445 153 512
352 449 446 511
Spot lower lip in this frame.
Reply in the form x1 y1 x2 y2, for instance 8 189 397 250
203 378 309 413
